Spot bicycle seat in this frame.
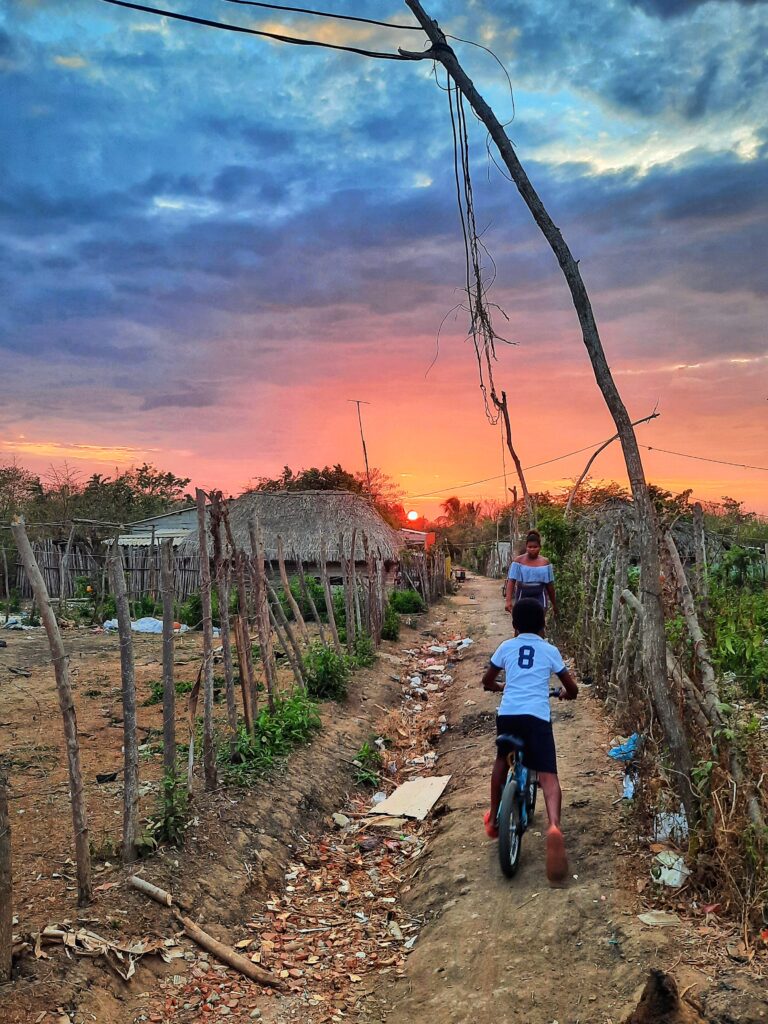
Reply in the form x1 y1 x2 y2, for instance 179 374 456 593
496 733 525 756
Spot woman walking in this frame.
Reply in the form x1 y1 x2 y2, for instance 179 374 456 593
504 529 557 617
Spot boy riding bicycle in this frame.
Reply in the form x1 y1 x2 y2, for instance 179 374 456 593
481 598 578 884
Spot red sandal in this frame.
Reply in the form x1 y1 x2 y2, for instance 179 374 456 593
484 810 499 839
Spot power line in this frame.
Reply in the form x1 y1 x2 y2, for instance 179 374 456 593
219 1 420 30
640 445 768 473
406 437 768 500
97 0 420 59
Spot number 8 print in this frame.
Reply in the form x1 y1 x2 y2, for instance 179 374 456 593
517 645 535 669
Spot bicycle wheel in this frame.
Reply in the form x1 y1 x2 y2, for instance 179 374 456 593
498 778 523 878
526 771 538 822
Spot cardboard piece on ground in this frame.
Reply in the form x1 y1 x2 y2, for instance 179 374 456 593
369 776 451 821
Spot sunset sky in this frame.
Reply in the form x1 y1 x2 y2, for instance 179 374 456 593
2 0 767 515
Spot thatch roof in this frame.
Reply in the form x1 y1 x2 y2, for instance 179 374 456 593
179 490 403 564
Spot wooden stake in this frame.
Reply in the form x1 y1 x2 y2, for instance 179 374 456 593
175 913 287 990
247 517 278 710
297 559 326 644
11 517 92 905
0 766 11 983
160 539 176 776
195 489 217 791
692 502 709 606
107 538 140 864
266 596 305 690
319 537 342 654
210 495 238 751
222 505 256 730
276 535 309 643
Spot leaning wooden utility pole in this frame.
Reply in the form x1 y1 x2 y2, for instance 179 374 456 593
402 1 695 816
11 517 93 904
107 538 140 863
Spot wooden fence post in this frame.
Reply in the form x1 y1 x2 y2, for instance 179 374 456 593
11 517 92 904
297 559 326 644
195 489 218 791
319 537 342 655
339 532 355 653
107 539 140 863
222 507 256 731
160 539 176 776
247 518 278 710
692 502 709 606
0 765 11 983
276 536 309 643
210 495 238 752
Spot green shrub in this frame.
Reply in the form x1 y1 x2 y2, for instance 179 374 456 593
145 770 189 848
7 588 21 613
352 631 376 668
223 691 321 783
303 641 351 701
134 593 161 618
381 602 400 641
352 740 382 786
389 589 425 614
143 677 198 707
278 575 327 622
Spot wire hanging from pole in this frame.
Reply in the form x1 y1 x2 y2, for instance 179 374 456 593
445 71 513 425
219 0 421 31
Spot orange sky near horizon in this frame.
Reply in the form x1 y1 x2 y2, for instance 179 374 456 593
4 326 766 519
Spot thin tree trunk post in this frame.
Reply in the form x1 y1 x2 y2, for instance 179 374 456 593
195 489 217 791
1 544 9 619
276 536 309 643
232 613 254 734
0 766 12 983
494 391 534 528
266 580 305 685
266 596 305 691
565 412 660 517
692 502 709 606
107 538 140 862
297 559 326 644
362 536 373 635
160 539 176 776
319 537 343 654
247 518 278 710
222 507 256 730
349 530 362 632
11 518 93 904
210 495 238 752
402 0 694 819
60 524 75 610
338 532 354 653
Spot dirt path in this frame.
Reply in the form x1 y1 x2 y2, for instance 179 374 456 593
365 575 677 1024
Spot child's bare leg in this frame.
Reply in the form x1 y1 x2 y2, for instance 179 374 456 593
538 771 568 882
490 755 507 822
484 756 507 838
538 771 562 829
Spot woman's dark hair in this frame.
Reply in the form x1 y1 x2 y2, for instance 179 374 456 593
525 530 541 545
512 598 545 634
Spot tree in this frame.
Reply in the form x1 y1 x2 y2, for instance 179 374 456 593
0 461 42 521
403 0 695 816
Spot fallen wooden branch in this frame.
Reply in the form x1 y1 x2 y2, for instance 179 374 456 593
128 874 172 907
174 912 287 990
127 876 286 990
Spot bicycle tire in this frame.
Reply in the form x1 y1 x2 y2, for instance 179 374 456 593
498 778 523 878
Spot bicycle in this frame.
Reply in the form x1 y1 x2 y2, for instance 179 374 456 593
496 687 561 878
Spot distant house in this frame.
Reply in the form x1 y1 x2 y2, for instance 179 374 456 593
179 490 403 577
399 528 436 551
117 506 198 548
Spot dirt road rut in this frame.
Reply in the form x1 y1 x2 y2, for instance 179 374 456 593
367 576 674 1024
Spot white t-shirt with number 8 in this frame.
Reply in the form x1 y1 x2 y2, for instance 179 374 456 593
490 632 565 722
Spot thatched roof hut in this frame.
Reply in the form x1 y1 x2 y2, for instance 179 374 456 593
179 490 403 569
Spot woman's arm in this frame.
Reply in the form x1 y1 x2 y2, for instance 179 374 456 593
545 582 557 615
504 578 516 613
